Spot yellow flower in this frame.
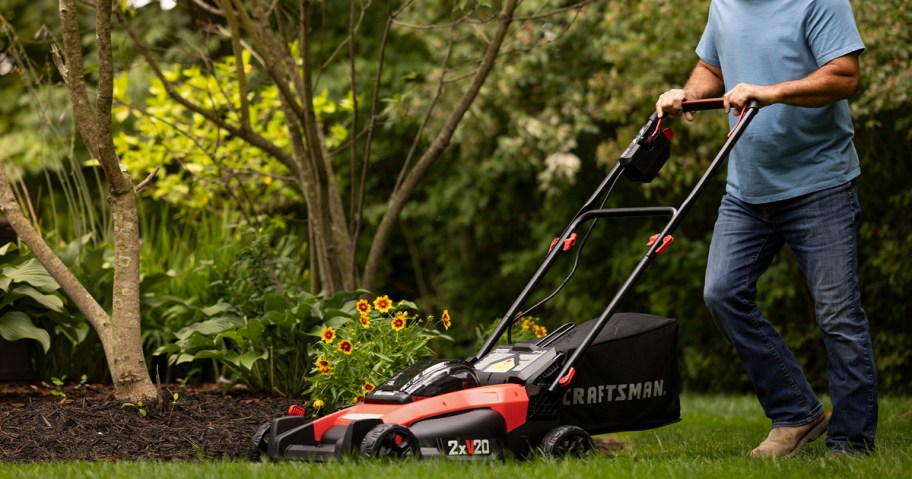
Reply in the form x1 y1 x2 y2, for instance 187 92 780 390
441 310 452 330
354 394 365 403
391 312 407 332
312 399 325 409
316 358 331 376
356 299 372 315
263 175 273 185
533 325 548 338
320 326 336 343
521 318 532 331
338 339 354 355
359 314 371 328
363 382 376 394
373 295 393 313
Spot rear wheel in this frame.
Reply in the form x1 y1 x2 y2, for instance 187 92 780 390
249 422 272 461
360 424 420 459
540 425 593 457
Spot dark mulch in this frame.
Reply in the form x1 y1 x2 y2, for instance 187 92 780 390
0 382 301 461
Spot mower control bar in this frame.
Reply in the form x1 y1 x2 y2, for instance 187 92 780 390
545 100 760 393
681 98 724 112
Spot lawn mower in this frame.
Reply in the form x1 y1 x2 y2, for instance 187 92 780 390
250 99 761 461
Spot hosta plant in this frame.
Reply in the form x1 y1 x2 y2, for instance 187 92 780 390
0 243 57 353
154 289 354 397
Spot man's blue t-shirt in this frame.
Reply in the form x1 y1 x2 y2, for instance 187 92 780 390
696 0 865 204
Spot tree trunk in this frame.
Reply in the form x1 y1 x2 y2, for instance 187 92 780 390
49 0 157 401
0 167 156 402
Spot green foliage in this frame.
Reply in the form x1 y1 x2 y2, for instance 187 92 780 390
137 205 247 361
111 53 351 214
850 0 912 394
120 400 148 418
154 226 317 396
306 297 452 411
155 290 318 397
0 242 67 354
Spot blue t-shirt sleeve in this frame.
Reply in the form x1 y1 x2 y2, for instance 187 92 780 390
806 0 865 66
695 4 720 67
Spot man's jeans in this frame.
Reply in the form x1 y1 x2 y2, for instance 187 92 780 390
704 181 877 452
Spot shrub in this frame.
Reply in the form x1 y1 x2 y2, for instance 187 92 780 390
155 290 355 397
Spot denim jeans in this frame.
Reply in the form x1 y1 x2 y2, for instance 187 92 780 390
704 181 877 452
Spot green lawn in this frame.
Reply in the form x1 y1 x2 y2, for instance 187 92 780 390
2 395 910 479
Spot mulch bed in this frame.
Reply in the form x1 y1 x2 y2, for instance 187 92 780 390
0 382 301 461
1 382 627 462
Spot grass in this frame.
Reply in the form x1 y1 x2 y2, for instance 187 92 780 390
2 394 910 479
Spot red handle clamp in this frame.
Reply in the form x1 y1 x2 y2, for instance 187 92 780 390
647 234 675 255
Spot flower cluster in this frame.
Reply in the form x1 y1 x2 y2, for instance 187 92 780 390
306 294 453 412
521 317 548 338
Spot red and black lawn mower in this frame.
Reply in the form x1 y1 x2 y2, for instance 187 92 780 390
250 99 760 461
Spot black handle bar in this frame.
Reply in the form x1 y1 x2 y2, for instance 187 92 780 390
681 98 762 112
682 98 724 111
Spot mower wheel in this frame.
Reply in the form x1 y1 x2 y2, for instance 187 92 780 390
540 425 593 457
249 422 272 461
360 423 421 459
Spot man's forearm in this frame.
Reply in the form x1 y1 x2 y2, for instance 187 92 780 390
682 60 726 100
724 52 861 110
771 53 861 106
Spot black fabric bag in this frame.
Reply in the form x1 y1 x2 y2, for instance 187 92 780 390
550 312 680 434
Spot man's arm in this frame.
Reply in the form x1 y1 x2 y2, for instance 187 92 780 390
656 60 725 121
724 52 861 112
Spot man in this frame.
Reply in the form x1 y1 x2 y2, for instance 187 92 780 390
655 0 877 458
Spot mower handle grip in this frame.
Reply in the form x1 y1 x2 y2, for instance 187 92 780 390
681 98 724 112
681 98 761 112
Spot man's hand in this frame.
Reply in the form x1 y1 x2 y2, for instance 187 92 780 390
723 83 777 113
656 89 695 121
655 60 725 121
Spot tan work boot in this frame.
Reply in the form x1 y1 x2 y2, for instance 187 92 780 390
749 413 828 459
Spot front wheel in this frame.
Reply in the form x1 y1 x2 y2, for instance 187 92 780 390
360 423 420 459
249 422 272 461
540 425 593 457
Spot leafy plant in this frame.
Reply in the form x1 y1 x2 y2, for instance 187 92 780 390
156 291 328 397
29 236 114 383
306 296 453 411
137 205 248 364
49 376 67 399
121 401 148 418
155 226 320 396
0 242 67 355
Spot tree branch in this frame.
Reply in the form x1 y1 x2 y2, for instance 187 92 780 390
393 14 457 194
362 0 520 289
134 166 159 192
115 10 298 174
350 0 394 276
192 0 224 16
347 0 359 239
219 0 251 128
0 166 112 335
56 0 100 159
